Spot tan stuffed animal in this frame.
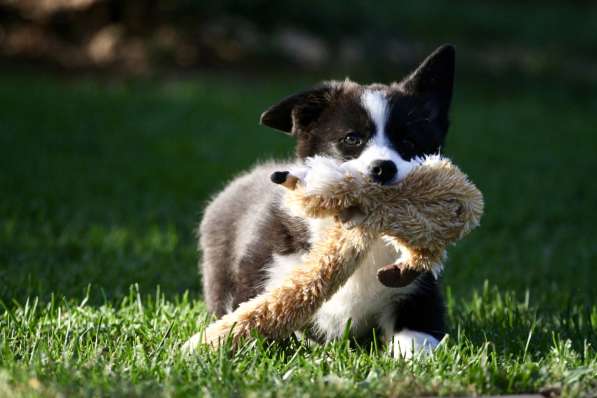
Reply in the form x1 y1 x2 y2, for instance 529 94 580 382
183 155 483 351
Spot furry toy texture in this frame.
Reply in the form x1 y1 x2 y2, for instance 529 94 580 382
183 155 483 351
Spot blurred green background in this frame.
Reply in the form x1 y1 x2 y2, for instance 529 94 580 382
1 0 596 318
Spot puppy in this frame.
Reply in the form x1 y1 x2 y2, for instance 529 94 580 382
197 45 455 358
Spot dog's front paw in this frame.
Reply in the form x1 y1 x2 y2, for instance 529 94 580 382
390 329 440 360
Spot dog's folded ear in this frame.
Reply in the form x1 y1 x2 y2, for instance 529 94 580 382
400 44 455 111
260 85 333 135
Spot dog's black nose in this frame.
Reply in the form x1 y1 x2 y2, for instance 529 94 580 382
369 160 397 184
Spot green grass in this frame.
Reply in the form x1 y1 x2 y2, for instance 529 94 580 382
1 71 596 397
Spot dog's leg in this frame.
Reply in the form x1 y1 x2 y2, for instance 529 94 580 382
380 309 440 359
378 273 446 359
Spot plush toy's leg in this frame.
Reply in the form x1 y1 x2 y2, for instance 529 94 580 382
183 225 374 352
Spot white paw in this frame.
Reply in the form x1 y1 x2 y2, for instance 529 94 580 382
389 329 440 360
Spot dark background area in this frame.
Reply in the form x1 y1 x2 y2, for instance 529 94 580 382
2 0 597 81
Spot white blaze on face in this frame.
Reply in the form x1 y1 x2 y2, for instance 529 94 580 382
343 89 418 183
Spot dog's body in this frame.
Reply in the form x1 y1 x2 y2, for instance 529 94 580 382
199 45 455 357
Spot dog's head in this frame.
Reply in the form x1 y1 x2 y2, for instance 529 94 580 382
260 44 455 185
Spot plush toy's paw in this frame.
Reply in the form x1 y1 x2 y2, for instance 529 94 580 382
271 171 300 190
181 332 203 354
376 262 421 288
203 321 234 348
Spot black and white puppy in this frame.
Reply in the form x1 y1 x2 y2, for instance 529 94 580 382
197 45 455 358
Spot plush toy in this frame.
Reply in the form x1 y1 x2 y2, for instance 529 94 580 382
183 155 483 351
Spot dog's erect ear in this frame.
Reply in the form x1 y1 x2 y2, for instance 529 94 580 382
260 85 333 135
400 44 455 110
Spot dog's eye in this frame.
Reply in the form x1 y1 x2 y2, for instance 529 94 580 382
342 132 363 147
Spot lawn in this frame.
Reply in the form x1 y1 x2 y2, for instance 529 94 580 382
0 69 596 397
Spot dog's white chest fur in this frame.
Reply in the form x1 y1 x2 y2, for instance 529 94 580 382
264 218 406 341
312 237 400 340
